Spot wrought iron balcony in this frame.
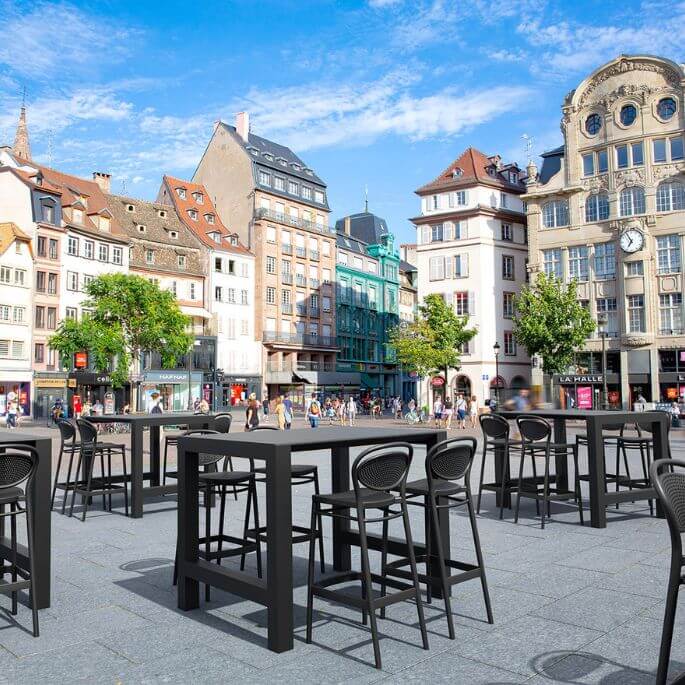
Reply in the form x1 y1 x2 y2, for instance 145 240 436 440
262 331 337 348
254 207 335 235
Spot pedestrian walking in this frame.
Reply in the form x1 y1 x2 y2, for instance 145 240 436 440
469 395 478 427
283 393 293 430
433 396 443 428
443 396 454 429
275 395 286 430
262 397 270 422
347 396 357 426
306 394 321 428
245 392 260 431
456 394 467 429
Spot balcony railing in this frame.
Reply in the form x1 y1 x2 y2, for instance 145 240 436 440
295 246 306 258
309 250 319 261
295 274 306 286
281 273 293 285
254 207 335 235
282 243 293 255
262 332 337 347
659 328 685 336
309 278 320 288
309 307 320 318
267 360 337 372
281 303 292 314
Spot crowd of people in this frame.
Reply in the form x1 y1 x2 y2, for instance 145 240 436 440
431 394 479 429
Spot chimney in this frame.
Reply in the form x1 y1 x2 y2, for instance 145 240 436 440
344 217 351 236
235 112 250 142
92 172 111 193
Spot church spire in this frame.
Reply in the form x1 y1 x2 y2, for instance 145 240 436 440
12 97 31 161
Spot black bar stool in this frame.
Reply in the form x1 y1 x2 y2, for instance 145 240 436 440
0 445 40 636
305 442 428 670
650 458 685 685
514 415 583 529
385 436 493 638
51 419 80 513
248 425 325 572
477 413 522 519
172 428 262 601
69 419 129 520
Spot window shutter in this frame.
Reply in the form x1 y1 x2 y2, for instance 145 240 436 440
468 291 475 316
445 292 454 307
444 222 453 241
463 253 470 277
444 255 453 279
421 226 430 245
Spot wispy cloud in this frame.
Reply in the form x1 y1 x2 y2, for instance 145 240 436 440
0 1 135 80
368 0 403 7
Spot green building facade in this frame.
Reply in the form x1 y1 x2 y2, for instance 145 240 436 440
334 211 400 398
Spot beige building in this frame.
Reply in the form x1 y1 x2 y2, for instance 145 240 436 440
525 54 685 408
193 113 338 406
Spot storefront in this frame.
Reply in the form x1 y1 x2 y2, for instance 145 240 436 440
33 374 68 421
658 349 685 402
0 377 31 417
555 373 621 409
141 370 202 412
219 375 262 410
68 371 128 415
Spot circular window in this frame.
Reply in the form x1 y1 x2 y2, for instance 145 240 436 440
585 113 602 135
620 104 637 126
657 97 677 120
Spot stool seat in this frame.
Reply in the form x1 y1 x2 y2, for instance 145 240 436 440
405 479 464 497
200 470 254 484
0 486 23 505
97 441 127 451
486 438 523 447
253 463 318 476
314 488 395 509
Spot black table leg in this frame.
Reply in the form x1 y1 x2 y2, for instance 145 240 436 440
131 424 144 518
426 431 449 598
586 416 607 528
149 425 160 487
266 445 293 652
553 418 569 492
33 437 51 609
177 446 200 610
331 446 351 572
650 415 668 519
494 443 511 509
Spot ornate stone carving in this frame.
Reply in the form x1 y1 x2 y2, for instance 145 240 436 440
621 333 653 347
615 168 644 187
581 175 609 192
652 163 685 181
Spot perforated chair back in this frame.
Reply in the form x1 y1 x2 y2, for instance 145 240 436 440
651 459 685 534
352 443 412 495
426 437 476 483
517 415 552 444
57 419 77 444
249 425 279 431
76 418 98 451
180 429 222 467
479 413 510 441
0 445 38 491
214 414 232 434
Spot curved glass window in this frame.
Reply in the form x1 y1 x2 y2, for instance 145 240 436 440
620 104 637 126
542 200 570 228
619 187 646 217
657 97 677 120
585 193 610 222
585 113 602 135
656 181 685 212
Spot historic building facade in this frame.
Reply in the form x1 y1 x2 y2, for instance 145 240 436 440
525 54 685 408
193 113 337 406
334 210 401 399
411 147 531 407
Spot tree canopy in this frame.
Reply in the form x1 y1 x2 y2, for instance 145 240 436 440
389 293 477 380
512 272 595 375
50 274 193 389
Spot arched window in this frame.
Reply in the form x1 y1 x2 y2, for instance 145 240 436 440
619 187 645 217
542 200 569 228
585 193 610 222
656 181 685 212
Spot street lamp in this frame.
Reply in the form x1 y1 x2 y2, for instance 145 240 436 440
597 312 609 409
493 342 501 406
188 339 202 410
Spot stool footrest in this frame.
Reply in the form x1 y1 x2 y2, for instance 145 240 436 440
246 524 319 545
312 570 417 610
385 554 482 589
197 533 259 561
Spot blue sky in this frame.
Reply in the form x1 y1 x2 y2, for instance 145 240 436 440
1 0 684 244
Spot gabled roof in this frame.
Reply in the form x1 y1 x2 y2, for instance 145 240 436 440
416 147 525 195
162 175 251 256
0 222 32 257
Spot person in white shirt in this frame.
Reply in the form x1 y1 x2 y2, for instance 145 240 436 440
347 396 357 426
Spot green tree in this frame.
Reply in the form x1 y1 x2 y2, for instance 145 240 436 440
389 294 477 401
513 272 595 392
50 274 192 408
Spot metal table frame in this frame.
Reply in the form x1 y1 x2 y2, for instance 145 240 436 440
176 427 446 653
497 409 669 528
87 413 215 518
0 433 51 608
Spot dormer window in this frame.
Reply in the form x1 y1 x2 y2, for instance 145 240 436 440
192 191 204 204
39 198 55 224
452 168 463 177
137 224 146 233
72 208 83 224
247 146 259 156
178 255 186 268
205 213 215 224
230 235 238 246
263 153 273 161
291 163 301 171
176 187 187 199
277 156 287 166
168 230 178 239
487 167 495 176
209 231 221 243
34 171 43 187
157 209 166 218
188 209 198 221
99 216 110 232
304 168 313 176
126 204 135 212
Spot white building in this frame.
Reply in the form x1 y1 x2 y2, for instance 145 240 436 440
410 147 531 406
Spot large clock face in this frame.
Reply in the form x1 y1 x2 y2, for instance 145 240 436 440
620 229 644 253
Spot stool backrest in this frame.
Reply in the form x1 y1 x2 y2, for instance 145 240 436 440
650 459 685 561
352 442 412 495
76 418 98 449
426 437 476 483
180 429 222 467
0 445 38 491
214 414 232 434
517 415 552 443
57 418 77 444
479 413 510 441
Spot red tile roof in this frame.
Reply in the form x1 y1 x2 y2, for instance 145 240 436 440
162 175 251 255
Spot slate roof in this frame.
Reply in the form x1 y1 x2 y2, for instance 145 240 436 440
335 211 389 246
335 232 370 257
399 259 417 273
539 145 565 185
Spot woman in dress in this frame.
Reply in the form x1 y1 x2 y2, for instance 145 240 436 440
245 393 260 430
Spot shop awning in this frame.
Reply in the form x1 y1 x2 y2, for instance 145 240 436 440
181 306 212 319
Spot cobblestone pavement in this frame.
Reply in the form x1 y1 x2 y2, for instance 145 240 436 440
1 415 683 683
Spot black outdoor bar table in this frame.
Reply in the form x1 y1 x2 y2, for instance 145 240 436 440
0 432 51 608
87 413 215 518
497 409 670 528
176 426 446 653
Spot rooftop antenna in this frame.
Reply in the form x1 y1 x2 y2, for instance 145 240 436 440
364 184 369 213
522 134 534 164
121 178 127 194
21 85 26 108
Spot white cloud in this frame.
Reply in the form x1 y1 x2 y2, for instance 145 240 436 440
368 0 402 6
0 1 134 79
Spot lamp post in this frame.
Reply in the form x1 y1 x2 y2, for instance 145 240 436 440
597 313 609 409
187 339 202 411
493 342 501 405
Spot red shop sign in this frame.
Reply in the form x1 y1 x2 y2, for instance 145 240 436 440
74 352 88 368
431 376 445 387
